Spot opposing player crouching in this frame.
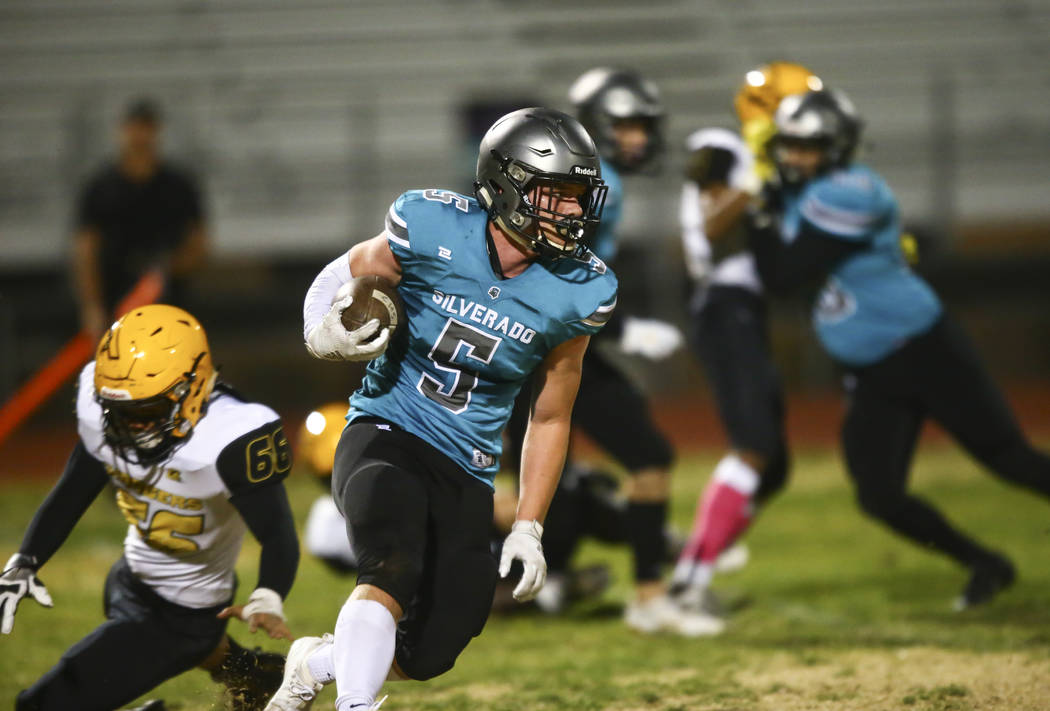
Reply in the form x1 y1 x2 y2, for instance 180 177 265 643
3 305 299 711
270 108 617 711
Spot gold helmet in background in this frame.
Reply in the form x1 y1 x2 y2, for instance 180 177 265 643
94 304 217 465
298 402 348 479
734 61 823 180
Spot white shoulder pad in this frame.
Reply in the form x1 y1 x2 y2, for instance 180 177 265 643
175 396 280 469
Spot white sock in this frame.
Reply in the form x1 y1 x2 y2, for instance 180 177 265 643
713 453 760 495
691 562 714 590
671 559 695 587
306 640 335 684
671 560 714 590
333 598 397 711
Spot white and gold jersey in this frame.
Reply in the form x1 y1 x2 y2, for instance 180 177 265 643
76 362 290 608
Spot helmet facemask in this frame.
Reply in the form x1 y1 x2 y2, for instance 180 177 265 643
478 150 608 261
97 352 213 467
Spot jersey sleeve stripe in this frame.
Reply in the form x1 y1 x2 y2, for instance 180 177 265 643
800 196 876 238
384 228 410 250
385 205 410 246
581 296 617 327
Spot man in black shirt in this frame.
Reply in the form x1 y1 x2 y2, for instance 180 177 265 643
72 98 208 339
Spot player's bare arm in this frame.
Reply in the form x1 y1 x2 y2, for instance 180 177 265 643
518 334 590 524
348 232 402 286
499 333 589 602
701 184 753 241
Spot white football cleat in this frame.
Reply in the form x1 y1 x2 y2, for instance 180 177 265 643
624 594 725 637
264 634 332 711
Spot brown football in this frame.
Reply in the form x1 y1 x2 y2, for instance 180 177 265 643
339 275 405 340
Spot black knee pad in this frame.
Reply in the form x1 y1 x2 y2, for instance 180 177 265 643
395 548 498 681
337 461 428 611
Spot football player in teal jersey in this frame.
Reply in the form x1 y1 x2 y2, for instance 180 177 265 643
265 108 617 711
750 88 1050 610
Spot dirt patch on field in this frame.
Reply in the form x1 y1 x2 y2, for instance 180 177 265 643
734 647 1050 710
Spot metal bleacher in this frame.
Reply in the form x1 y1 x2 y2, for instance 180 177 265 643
1 0 1049 265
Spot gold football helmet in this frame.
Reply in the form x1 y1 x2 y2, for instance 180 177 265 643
734 61 823 179
93 304 217 464
297 402 348 479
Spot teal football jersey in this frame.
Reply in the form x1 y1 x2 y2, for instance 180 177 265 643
348 189 618 486
781 164 942 366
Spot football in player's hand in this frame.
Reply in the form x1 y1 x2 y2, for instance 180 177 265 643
338 275 405 340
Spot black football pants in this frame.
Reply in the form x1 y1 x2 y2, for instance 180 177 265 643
16 557 228 711
841 314 1050 566
332 417 497 682
691 285 790 502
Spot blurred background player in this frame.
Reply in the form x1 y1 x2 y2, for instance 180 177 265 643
750 88 1050 609
671 62 820 615
503 67 721 636
268 108 618 711
0 305 299 711
72 98 209 340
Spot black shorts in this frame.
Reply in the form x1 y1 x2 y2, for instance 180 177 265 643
331 417 498 681
691 285 786 458
17 557 229 711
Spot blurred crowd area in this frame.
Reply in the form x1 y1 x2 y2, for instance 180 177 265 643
2 0 1049 416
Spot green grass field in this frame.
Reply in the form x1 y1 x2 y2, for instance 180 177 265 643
3 443 1049 710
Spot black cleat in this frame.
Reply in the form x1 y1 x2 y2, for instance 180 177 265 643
953 553 1016 611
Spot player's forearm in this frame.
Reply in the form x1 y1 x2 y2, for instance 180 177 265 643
751 220 863 292
19 442 108 567
516 416 571 524
703 187 752 240
231 485 300 599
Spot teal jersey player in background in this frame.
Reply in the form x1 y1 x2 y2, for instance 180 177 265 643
267 108 615 711
777 161 941 366
751 88 1050 611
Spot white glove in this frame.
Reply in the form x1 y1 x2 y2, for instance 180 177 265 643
1 554 53 635
305 292 390 362
619 317 684 360
498 520 546 602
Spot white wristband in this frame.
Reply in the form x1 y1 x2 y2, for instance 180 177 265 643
242 587 284 620
303 250 353 342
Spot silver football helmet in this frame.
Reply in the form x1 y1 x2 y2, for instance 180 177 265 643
771 88 862 183
568 67 664 172
474 107 607 260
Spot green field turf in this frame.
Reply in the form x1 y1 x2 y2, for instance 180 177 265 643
2 443 1048 710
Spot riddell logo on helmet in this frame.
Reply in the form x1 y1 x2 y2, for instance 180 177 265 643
570 165 598 176
99 386 133 400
